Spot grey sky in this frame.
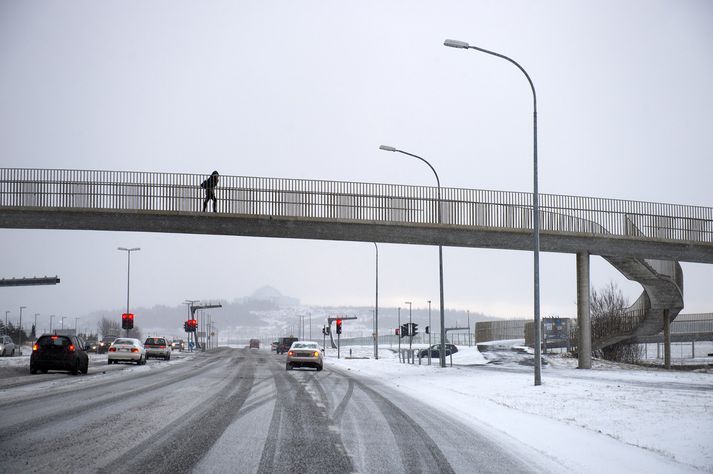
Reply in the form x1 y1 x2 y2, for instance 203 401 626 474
1 1 711 325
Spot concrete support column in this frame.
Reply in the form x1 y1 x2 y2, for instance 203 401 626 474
576 251 592 369
663 309 671 369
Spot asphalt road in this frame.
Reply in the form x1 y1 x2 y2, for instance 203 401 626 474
0 348 546 473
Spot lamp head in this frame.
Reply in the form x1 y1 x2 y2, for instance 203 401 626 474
444 39 470 49
379 145 397 152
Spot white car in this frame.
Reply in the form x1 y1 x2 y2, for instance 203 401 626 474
108 338 146 365
0 335 16 357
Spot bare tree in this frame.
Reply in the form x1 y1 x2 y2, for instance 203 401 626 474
97 317 120 337
591 282 642 363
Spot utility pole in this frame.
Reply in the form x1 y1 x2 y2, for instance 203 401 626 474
405 301 413 360
427 300 432 365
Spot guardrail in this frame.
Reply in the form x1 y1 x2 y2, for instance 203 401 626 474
1 168 712 244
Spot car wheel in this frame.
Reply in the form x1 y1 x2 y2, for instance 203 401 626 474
108 359 113 365
316 364 323 372
142 355 147 365
285 363 292 371
11 349 15 357
71 360 79 376
30 366 37 374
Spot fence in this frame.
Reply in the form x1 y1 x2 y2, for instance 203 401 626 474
2 168 712 244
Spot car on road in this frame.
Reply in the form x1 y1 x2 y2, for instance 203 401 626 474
97 335 117 354
418 343 458 359
108 338 146 365
276 336 298 354
171 339 185 352
249 339 260 349
85 340 99 352
144 337 172 360
0 335 16 357
30 334 90 375
285 341 323 371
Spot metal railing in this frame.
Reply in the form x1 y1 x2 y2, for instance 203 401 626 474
1 168 712 244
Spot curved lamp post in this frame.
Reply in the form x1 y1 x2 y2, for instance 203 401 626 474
373 242 379 360
379 145 447 368
444 38 542 385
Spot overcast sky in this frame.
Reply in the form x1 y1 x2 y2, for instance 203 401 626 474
1 1 711 327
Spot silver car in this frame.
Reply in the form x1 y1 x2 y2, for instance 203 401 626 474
285 341 323 371
0 335 16 357
144 337 172 360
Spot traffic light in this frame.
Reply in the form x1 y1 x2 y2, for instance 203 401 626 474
395 327 400 336
410 323 418 337
425 325 430 335
336 319 342 335
184 319 197 332
400 324 409 338
325 325 330 335
122 313 134 330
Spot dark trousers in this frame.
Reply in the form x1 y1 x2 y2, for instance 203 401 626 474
203 188 217 212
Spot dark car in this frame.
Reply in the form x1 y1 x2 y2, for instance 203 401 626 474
418 343 458 359
276 337 298 355
30 334 90 375
97 335 117 354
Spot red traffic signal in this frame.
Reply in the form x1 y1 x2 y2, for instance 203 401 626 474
121 313 134 330
184 319 198 332
336 319 342 335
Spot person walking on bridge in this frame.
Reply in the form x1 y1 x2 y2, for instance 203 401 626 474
201 170 220 212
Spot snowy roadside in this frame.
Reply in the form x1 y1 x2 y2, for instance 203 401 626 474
327 344 713 473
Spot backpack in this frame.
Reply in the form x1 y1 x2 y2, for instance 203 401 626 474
200 179 207 189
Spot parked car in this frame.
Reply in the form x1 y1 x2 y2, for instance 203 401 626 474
418 343 459 359
0 335 16 357
285 341 323 371
144 337 172 360
108 338 146 365
30 334 90 375
171 339 185 352
97 335 117 354
249 339 260 349
276 336 298 355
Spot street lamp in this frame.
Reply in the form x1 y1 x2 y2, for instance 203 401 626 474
427 300 432 365
443 38 542 386
4 310 9 333
118 247 140 337
373 242 379 360
19 306 26 353
34 313 39 338
380 145 447 368
405 301 413 356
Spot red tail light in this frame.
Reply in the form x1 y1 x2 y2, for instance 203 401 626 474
131 348 139 353
32 344 38 351
68 345 75 352
159 345 165 349
109 347 116 352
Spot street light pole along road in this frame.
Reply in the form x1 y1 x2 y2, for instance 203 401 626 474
443 39 542 386
380 145 447 368
118 247 140 337
373 242 379 360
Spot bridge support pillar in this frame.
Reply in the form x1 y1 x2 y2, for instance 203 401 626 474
576 251 592 369
663 309 671 369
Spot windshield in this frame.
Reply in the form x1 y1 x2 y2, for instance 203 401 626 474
38 336 70 346
113 339 134 345
292 343 317 349
145 338 165 345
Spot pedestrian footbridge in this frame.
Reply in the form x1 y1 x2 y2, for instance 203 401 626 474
1 168 711 348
